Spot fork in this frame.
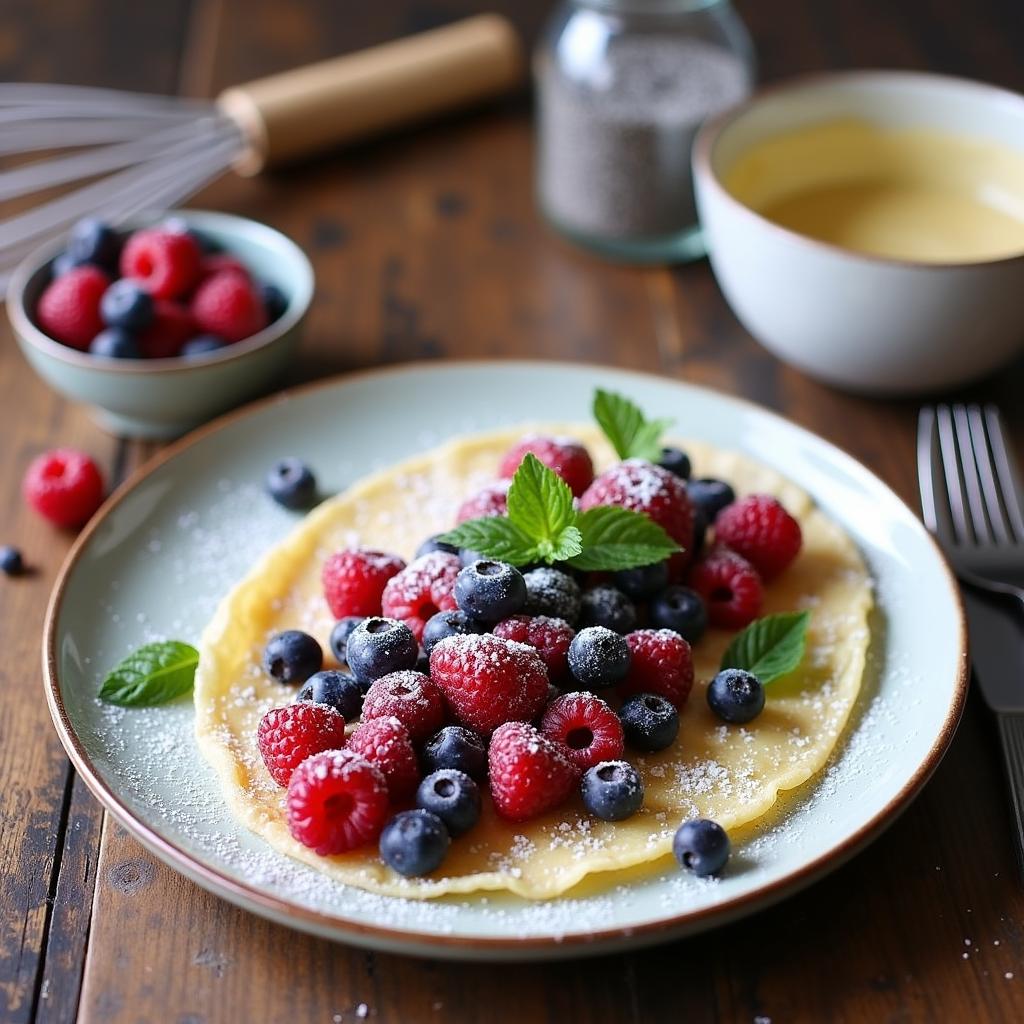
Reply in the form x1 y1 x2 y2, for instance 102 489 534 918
918 403 1024 878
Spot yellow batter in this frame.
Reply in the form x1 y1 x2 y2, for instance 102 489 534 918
194 425 872 899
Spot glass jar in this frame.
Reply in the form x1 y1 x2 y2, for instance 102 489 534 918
535 0 755 263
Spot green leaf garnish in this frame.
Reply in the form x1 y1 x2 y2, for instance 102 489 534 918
567 506 681 571
504 454 582 562
99 640 199 707
593 389 673 462
720 611 810 684
438 516 541 565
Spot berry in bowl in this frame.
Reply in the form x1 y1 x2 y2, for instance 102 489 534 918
6 210 313 439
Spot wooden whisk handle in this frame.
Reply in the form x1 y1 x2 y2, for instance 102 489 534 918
217 14 523 175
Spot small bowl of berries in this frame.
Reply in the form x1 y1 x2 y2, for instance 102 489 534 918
6 210 314 439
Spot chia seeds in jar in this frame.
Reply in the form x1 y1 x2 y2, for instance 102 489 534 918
535 0 754 263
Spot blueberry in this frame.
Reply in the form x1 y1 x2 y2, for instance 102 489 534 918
613 561 669 601
619 693 679 752
421 725 487 781
523 567 582 623
51 250 93 276
581 760 644 821
181 334 227 357
262 630 322 685
649 585 707 644
100 279 154 330
579 585 636 634
687 478 735 520
568 626 631 690
658 446 691 480
346 616 419 684
416 769 481 837
379 809 450 877
422 609 483 656
265 457 317 510
707 668 765 724
329 616 365 663
261 282 288 322
416 534 460 559
295 669 363 719
0 545 24 576
453 560 526 623
673 818 730 877
415 648 431 674
67 218 120 269
459 547 486 566
691 508 708 559
89 328 139 359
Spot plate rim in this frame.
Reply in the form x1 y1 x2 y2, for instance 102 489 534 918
43 358 969 953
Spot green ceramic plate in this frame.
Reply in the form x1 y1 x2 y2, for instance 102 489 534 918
45 361 967 960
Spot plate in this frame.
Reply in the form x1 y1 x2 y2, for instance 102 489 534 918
45 361 967 960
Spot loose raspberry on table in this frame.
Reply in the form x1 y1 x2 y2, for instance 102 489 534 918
714 494 803 580
540 693 624 772
346 715 420 800
286 749 390 855
455 480 510 523
580 459 696 574
429 633 549 735
36 265 109 349
498 435 595 497
488 721 579 821
322 548 406 619
619 629 694 709
361 670 446 745
687 545 764 630
191 269 268 342
492 614 575 684
120 227 201 299
381 551 462 642
137 300 195 359
257 703 348 787
22 448 105 528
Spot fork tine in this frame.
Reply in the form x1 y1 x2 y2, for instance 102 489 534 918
952 404 993 544
935 405 970 544
984 406 1024 542
967 405 1013 544
918 407 956 544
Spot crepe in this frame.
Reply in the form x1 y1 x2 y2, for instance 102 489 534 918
194 424 872 899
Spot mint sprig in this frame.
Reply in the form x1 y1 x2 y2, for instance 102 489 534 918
568 506 680 571
505 453 583 562
99 640 199 707
593 389 672 462
720 611 810 684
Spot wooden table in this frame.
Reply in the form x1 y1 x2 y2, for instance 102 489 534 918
3 1 1024 1020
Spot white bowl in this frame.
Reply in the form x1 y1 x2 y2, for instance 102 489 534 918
692 71 1024 394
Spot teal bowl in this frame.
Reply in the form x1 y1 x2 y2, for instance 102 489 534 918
6 210 314 439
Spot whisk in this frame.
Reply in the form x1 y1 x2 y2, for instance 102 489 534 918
0 14 521 287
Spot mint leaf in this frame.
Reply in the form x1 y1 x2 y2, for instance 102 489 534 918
99 640 199 707
437 517 540 566
593 389 673 462
568 506 681 571
546 524 584 562
720 611 811 683
506 453 580 561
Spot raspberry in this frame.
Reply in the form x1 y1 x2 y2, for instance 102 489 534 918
687 546 764 630
346 716 420 800
580 459 696 574
498 435 595 497
198 253 249 282
256 703 348 787
456 480 509 523
381 552 461 642
22 448 104 528
488 722 579 821
322 548 406 618
36 265 109 349
619 629 695 709
286 749 390 855
120 227 201 299
137 300 195 358
429 633 549 735
540 693 624 772
191 270 267 342
714 494 803 580
361 670 446 744
492 614 575 684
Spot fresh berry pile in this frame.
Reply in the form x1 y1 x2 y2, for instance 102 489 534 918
33 217 288 361
250 425 805 880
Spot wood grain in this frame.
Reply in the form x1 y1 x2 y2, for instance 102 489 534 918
2 0 1024 1021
